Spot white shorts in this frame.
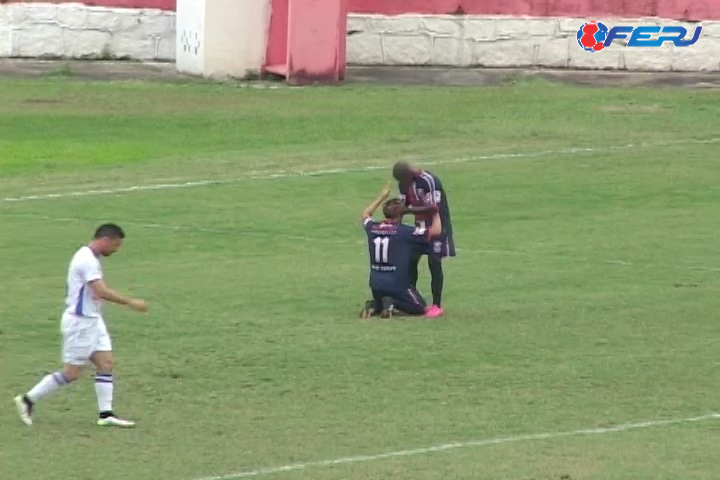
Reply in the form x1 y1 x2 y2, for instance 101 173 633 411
61 313 112 366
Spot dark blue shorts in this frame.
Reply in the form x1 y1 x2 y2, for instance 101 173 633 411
416 235 456 258
372 288 427 315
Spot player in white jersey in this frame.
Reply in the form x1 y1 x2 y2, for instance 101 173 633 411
14 224 148 428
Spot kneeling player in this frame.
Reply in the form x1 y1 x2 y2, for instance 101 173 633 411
359 183 442 318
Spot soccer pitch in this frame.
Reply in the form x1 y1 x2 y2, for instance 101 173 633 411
1 75 719 480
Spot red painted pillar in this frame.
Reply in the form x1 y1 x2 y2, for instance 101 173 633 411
264 0 348 84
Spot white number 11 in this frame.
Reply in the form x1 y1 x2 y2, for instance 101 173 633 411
373 237 390 263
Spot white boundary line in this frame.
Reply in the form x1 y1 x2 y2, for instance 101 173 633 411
193 412 720 480
2 137 718 204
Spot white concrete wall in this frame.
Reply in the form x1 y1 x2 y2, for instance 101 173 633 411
0 3 175 60
203 0 269 78
175 0 205 75
347 14 720 71
1 4 719 72
176 0 269 78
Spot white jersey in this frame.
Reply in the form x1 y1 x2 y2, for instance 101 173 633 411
64 246 103 318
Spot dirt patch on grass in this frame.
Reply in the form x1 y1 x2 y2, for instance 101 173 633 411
600 104 666 113
22 98 63 104
1 59 720 88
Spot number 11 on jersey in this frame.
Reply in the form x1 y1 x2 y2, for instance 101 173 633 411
373 237 389 263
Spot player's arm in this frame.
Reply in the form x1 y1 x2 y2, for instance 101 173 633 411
361 181 392 221
412 212 442 241
428 212 442 238
397 183 409 207
405 204 436 215
88 279 148 312
405 175 440 215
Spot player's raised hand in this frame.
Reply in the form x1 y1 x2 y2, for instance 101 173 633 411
363 181 394 220
127 298 149 313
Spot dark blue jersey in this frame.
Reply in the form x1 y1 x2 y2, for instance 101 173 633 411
398 170 453 238
363 218 430 291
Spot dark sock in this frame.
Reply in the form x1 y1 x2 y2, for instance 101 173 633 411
99 411 114 419
372 291 384 313
23 395 34 407
409 253 421 289
428 257 444 307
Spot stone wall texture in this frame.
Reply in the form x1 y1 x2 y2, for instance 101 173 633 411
347 14 720 71
0 3 175 60
1 4 718 71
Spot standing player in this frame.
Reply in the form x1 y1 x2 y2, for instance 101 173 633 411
393 161 455 317
360 183 443 318
14 224 148 428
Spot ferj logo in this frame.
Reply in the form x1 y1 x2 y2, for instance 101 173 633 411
577 21 702 52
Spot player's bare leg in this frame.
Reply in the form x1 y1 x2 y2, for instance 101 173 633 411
90 351 135 428
15 364 81 426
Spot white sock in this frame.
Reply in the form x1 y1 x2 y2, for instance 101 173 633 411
27 372 70 403
95 373 114 414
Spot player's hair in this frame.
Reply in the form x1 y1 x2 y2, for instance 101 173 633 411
93 223 125 240
383 198 405 219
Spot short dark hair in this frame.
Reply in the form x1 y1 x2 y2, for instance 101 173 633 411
383 198 405 219
392 161 412 181
94 223 125 240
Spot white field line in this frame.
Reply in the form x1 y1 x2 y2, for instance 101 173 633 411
1 180 215 203
192 412 720 480
2 137 719 204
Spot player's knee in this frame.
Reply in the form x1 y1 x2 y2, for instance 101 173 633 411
93 354 114 374
62 364 82 382
99 358 114 373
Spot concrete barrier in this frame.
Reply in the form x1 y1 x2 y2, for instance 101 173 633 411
1 3 719 71
347 15 720 71
0 3 175 60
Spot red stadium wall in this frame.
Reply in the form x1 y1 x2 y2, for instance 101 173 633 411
6 0 720 19
349 0 720 20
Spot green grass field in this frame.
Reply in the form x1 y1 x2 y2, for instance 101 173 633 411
1 76 719 480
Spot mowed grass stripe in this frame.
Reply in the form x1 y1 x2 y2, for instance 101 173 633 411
2 78 719 480
2 137 720 203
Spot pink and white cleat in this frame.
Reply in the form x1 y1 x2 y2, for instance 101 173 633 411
424 305 444 318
